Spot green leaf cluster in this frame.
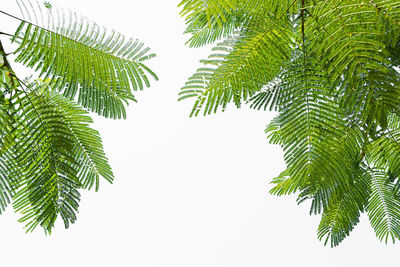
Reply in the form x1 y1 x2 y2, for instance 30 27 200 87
0 0 156 233
179 0 400 246
12 0 157 119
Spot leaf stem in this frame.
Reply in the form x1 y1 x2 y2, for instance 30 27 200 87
0 32 16 38
0 10 23 23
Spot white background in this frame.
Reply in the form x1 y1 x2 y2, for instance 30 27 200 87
0 0 398 266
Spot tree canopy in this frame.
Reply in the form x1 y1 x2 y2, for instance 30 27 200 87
179 0 400 246
0 0 157 233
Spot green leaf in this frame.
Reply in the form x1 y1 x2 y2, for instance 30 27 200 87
367 169 400 243
12 81 113 233
12 0 158 119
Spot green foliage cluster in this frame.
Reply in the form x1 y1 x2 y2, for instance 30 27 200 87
179 0 400 246
0 0 157 233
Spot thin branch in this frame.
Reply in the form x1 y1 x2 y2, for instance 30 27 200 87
0 10 23 23
0 32 16 38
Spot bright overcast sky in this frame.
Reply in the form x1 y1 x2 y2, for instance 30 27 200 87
0 0 398 266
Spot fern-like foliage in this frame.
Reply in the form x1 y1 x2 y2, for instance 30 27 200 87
179 7 294 116
0 0 156 233
317 167 370 247
12 81 115 233
11 0 158 119
179 0 400 246
178 0 237 28
366 168 400 243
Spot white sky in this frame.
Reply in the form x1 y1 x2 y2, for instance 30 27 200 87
0 0 399 266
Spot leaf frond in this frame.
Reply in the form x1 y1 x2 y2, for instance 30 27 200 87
12 80 113 233
11 0 157 119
